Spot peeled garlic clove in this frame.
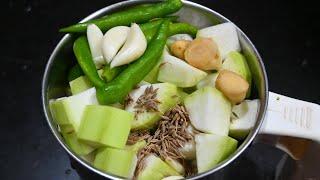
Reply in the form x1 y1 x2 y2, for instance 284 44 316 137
186 124 197 135
111 23 147 68
102 26 130 63
179 141 196 160
178 125 197 160
87 24 104 69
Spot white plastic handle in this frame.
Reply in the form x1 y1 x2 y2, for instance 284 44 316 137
260 92 320 143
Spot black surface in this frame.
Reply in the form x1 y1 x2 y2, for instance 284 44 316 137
1 0 319 180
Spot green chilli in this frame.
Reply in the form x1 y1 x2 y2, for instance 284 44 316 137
73 36 105 88
60 0 182 33
143 21 198 42
101 65 126 82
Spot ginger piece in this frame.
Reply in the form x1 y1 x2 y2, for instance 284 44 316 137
184 38 221 70
170 40 191 60
216 70 249 104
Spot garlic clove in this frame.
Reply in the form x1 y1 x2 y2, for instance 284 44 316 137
87 24 104 69
111 23 147 68
102 26 130 63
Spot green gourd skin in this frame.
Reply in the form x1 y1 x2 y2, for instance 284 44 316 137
73 36 105 88
60 0 183 33
96 21 170 105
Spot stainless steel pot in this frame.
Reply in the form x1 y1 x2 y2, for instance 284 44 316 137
42 0 320 179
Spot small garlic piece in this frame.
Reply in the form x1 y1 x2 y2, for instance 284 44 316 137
216 70 249 104
87 24 104 69
179 141 196 160
102 26 130 63
178 125 196 160
111 23 147 68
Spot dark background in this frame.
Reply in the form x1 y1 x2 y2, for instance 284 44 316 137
1 0 319 179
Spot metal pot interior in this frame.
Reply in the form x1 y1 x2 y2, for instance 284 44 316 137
42 0 268 179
